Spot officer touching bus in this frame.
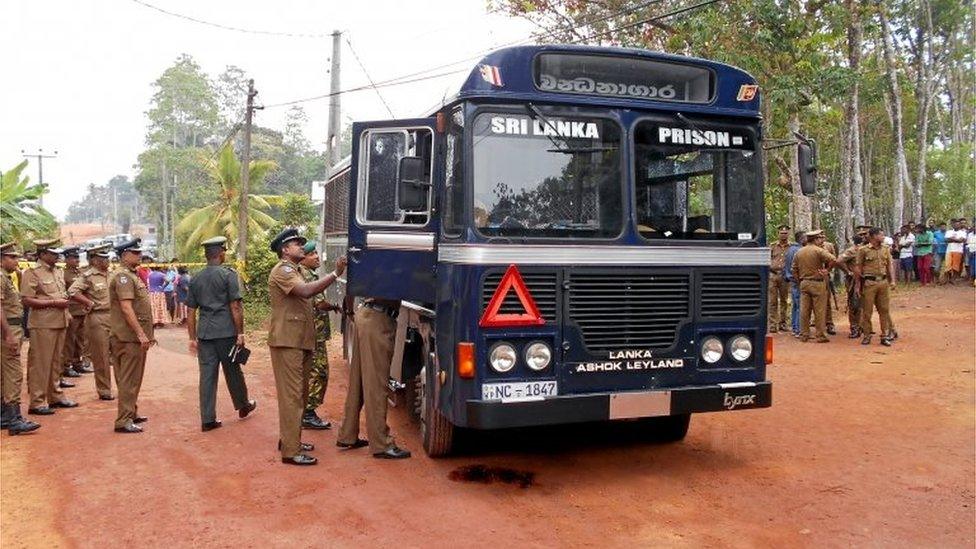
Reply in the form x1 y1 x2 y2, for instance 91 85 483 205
0 243 41 435
186 236 257 432
267 228 346 466
298 241 338 431
21 239 78 415
109 239 155 433
67 243 116 400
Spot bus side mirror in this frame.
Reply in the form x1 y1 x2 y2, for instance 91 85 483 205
797 141 817 196
397 156 430 212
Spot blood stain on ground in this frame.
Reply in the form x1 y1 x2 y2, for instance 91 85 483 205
448 464 536 488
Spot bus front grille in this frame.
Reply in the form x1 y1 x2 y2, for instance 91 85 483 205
482 272 558 323
568 273 689 352
700 273 763 318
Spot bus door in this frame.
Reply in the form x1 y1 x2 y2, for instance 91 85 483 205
347 119 438 304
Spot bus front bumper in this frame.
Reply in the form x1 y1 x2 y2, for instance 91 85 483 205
465 381 771 429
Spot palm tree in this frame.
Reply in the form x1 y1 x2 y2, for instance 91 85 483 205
1 160 58 244
176 144 280 257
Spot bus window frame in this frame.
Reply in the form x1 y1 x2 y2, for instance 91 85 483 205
629 114 763 244
356 126 436 228
467 103 628 243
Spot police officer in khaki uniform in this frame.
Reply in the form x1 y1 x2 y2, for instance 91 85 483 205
855 227 896 347
68 243 115 400
791 230 837 343
298 241 338 430
267 228 347 466
818 238 839 335
0 243 41 435
21 239 79 414
61 247 94 384
109 239 155 433
837 231 866 339
768 225 790 333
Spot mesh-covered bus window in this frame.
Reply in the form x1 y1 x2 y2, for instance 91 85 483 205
363 131 407 222
323 170 349 235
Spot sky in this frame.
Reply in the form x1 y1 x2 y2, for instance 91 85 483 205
1 0 535 219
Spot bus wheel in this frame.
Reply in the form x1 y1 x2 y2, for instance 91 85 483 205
419 365 454 457
640 414 691 442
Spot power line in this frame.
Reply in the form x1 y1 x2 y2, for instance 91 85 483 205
128 0 330 38
344 36 396 119
262 68 469 109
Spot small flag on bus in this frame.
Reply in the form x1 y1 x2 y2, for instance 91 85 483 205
479 64 504 87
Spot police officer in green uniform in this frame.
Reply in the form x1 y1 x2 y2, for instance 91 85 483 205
185 236 257 432
298 241 338 430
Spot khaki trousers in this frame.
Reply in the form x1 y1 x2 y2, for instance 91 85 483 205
799 280 828 340
767 274 789 329
859 281 891 337
86 311 113 397
111 337 147 429
1 325 23 404
269 346 311 458
62 314 87 369
27 327 66 408
339 307 395 454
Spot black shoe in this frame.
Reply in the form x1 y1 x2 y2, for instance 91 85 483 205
848 331 860 339
202 421 222 432
889 330 899 340
880 337 893 347
28 407 55 415
133 415 148 424
302 411 332 430
51 399 78 408
281 454 317 466
826 327 837 335
74 364 94 374
238 400 257 419
9 417 41 435
63 369 82 378
373 446 411 459
278 440 315 452
114 423 143 433
99 394 115 401
59 379 76 388
337 438 369 450
861 336 872 346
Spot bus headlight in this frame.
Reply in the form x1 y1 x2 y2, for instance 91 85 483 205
729 335 753 362
524 342 552 371
489 343 517 373
701 337 723 364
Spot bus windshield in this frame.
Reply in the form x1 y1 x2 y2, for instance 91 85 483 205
472 112 623 238
633 120 762 241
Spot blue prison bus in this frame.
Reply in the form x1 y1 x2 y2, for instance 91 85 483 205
322 45 814 456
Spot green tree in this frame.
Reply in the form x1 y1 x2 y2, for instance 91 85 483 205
146 54 220 148
175 144 281 258
0 160 58 245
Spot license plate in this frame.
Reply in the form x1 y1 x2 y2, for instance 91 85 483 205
481 381 558 403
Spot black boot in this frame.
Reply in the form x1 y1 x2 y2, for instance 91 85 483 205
0 402 12 429
301 410 332 430
8 404 40 435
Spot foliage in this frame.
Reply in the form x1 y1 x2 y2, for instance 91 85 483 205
275 193 319 235
0 161 58 245
65 175 144 225
174 144 281 258
146 54 219 147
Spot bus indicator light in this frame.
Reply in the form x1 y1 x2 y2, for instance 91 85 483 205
737 84 759 101
479 64 504 87
479 264 545 328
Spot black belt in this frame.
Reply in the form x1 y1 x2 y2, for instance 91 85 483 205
770 269 783 274
801 277 825 282
6 317 21 326
863 275 887 281
89 309 110 314
362 302 398 319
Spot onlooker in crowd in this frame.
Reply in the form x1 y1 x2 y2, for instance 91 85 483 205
896 225 915 284
164 264 178 322
783 230 804 337
147 267 169 327
944 218 967 284
932 222 947 282
966 222 976 283
137 258 151 286
913 223 934 285
175 267 190 325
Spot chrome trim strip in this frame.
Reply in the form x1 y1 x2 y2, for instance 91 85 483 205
718 382 757 389
401 300 436 317
366 232 435 251
438 244 769 266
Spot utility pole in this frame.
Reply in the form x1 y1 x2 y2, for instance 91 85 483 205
237 79 258 262
21 148 57 207
318 30 342 268
161 161 168 257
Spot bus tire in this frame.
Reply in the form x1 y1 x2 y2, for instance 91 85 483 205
640 414 691 442
420 364 454 457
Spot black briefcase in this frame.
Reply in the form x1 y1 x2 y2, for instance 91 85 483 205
228 344 251 366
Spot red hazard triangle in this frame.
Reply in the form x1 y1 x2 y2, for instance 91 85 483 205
479 264 545 328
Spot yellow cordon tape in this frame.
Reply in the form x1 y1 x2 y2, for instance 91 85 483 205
16 260 250 282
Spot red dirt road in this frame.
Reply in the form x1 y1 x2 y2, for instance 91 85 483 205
2 286 974 547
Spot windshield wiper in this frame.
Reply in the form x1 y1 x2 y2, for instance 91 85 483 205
524 103 571 153
545 146 617 154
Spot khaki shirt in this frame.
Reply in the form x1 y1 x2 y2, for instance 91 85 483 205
20 263 71 329
268 260 314 350
109 266 153 342
838 245 860 270
855 244 891 278
63 265 88 316
770 241 790 272
68 268 111 311
792 245 836 281
1 269 23 319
